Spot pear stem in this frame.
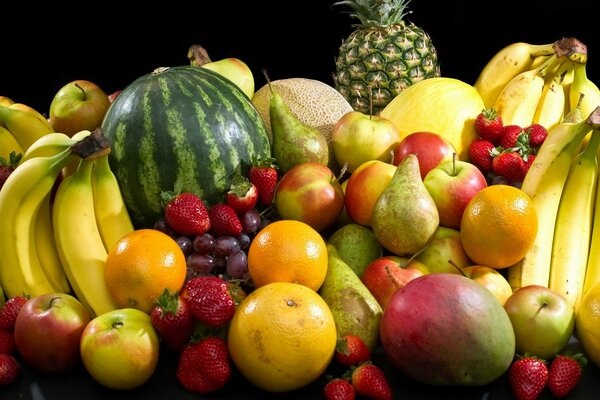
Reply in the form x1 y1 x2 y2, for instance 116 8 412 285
368 85 374 120
262 69 273 94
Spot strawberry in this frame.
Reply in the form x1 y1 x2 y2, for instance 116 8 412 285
468 139 496 173
0 354 19 386
225 174 258 215
162 191 211 236
497 125 525 149
335 334 371 367
208 203 243 237
324 377 356 400
492 151 526 183
150 288 195 352
523 154 536 176
181 275 236 327
249 158 278 206
474 107 504 143
348 363 392 400
547 352 587 398
526 123 548 148
0 151 22 191
176 336 231 394
0 296 28 332
509 355 548 400
0 331 16 355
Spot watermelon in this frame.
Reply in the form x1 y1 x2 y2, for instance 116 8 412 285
101 65 271 228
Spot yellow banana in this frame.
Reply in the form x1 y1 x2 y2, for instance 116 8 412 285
62 130 93 177
569 62 600 123
549 129 600 310
493 54 563 128
532 61 571 132
0 104 54 151
21 132 76 162
474 41 556 108
92 154 134 252
0 148 77 298
52 157 118 318
507 105 598 290
35 192 72 293
0 125 24 160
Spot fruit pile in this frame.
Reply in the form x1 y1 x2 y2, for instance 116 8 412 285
2 0 600 398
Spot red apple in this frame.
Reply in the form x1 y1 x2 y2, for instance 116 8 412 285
423 155 488 229
392 131 457 180
343 160 396 226
274 161 344 232
331 111 401 173
504 285 575 360
49 79 111 137
14 293 91 373
380 274 516 386
361 255 427 309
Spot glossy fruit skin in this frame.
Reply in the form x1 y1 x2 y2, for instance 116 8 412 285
101 66 271 228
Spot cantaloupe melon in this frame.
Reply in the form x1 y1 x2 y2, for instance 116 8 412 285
252 78 353 173
380 77 485 161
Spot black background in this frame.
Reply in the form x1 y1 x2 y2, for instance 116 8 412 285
3 0 600 114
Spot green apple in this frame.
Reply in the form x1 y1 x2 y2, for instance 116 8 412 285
504 285 575 360
331 111 401 173
202 58 255 99
343 159 396 226
327 223 383 277
49 79 111 137
80 308 160 390
461 265 513 305
414 226 471 274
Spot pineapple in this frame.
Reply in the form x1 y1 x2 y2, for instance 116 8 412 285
334 0 441 115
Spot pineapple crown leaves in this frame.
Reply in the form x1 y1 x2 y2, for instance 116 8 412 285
334 0 412 27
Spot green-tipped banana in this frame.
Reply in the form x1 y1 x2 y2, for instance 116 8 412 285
549 129 600 310
52 157 118 318
92 154 134 252
0 148 77 298
507 106 599 291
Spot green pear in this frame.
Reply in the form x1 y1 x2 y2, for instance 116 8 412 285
371 153 439 256
268 85 329 174
318 244 382 352
328 223 383 277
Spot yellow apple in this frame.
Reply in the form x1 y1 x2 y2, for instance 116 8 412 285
462 265 514 305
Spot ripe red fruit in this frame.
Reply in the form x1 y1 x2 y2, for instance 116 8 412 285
509 355 548 400
249 159 278 206
226 175 258 215
498 125 527 150
349 363 392 400
547 352 587 398
208 203 243 237
324 377 356 400
176 336 231 394
0 331 16 355
163 192 211 236
335 334 371 367
474 107 504 143
0 152 22 191
526 123 549 148
181 276 236 327
0 354 20 386
468 139 496 173
492 151 526 183
0 296 28 332
150 288 196 352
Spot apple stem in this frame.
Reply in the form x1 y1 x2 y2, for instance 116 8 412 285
187 44 212 67
384 265 404 289
448 259 468 277
333 162 348 185
74 82 86 101
452 153 458 175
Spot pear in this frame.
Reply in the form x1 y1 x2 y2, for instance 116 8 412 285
318 244 382 352
327 223 383 277
372 153 439 256
267 82 329 174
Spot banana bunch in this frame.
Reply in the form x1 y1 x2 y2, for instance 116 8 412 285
475 37 596 132
0 96 54 158
507 105 600 312
0 129 134 317
52 133 134 318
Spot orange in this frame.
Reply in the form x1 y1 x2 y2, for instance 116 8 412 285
104 228 187 314
460 184 537 269
227 282 337 392
247 219 327 291
576 283 600 367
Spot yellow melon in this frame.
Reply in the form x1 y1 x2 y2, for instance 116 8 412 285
252 78 354 172
380 77 485 161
